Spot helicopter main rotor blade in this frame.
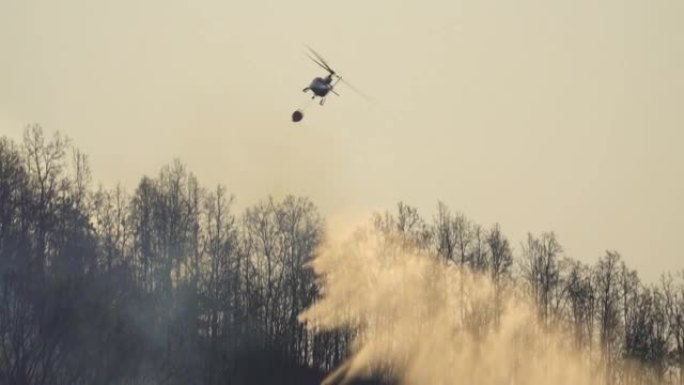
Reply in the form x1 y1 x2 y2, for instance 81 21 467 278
304 45 335 74
304 51 333 74
339 77 373 102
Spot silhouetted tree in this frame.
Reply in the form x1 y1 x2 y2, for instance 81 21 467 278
562 259 595 350
594 251 624 384
520 232 563 326
486 223 513 325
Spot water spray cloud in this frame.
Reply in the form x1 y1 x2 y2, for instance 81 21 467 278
300 226 606 385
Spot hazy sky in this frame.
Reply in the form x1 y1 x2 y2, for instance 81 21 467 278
1 0 682 281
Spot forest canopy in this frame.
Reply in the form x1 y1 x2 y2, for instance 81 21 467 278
1 125 683 385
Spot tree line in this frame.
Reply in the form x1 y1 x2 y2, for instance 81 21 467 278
0 125 683 385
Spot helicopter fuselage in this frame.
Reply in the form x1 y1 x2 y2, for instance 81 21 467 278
309 76 333 97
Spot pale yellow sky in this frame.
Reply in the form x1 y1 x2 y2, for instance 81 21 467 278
1 0 682 281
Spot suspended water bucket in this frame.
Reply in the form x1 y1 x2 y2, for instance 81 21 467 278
292 110 303 122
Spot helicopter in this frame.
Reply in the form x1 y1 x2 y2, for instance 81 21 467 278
301 46 341 106
292 46 368 122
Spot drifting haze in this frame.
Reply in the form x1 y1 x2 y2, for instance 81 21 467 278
1 0 683 281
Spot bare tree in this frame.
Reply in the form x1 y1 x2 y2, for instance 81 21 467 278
93 184 130 270
594 251 623 384
470 224 488 273
22 124 70 278
486 223 513 325
70 148 91 213
201 185 239 384
664 273 684 385
434 202 457 262
520 232 563 326
561 259 595 350
374 202 431 250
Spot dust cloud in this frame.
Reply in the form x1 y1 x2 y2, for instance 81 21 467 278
299 224 606 385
